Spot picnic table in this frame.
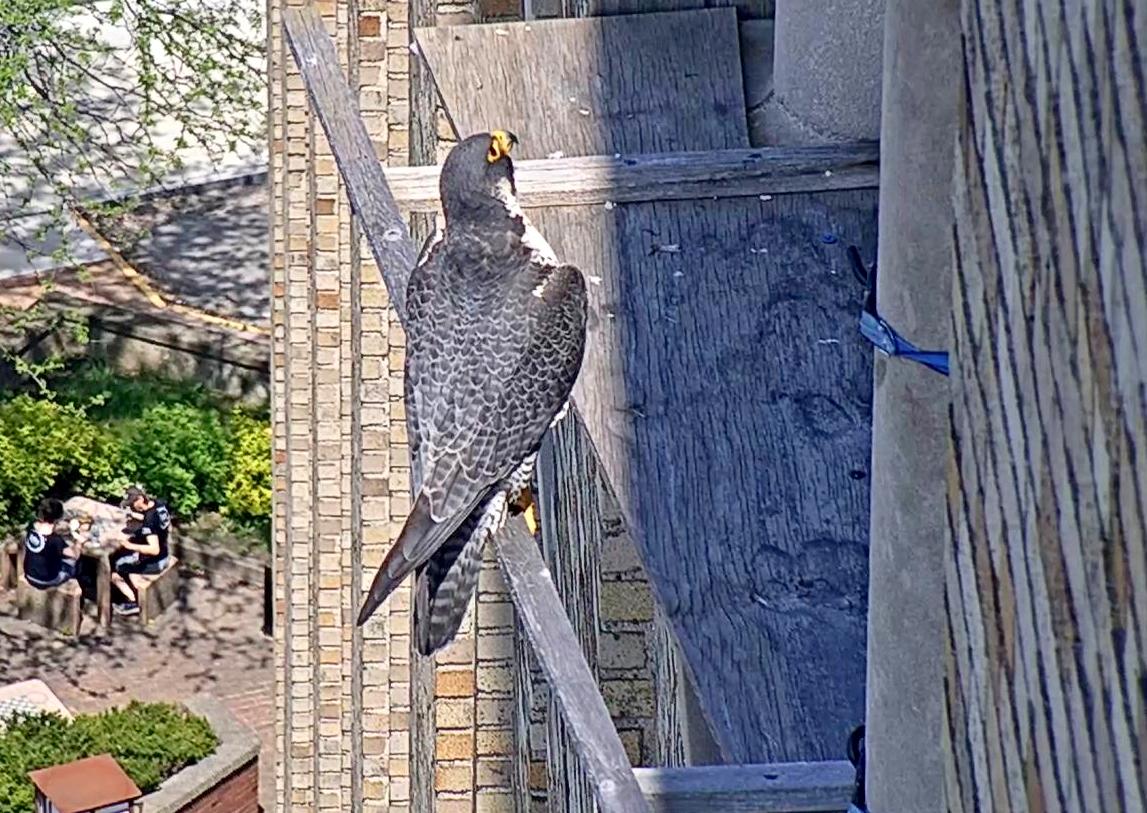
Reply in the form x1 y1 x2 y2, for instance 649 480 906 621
63 496 134 628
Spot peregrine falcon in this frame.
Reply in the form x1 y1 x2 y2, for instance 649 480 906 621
356 130 588 656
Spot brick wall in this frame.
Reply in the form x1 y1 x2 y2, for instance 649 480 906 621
177 759 259 813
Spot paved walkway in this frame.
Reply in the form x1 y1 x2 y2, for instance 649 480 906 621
0 573 274 810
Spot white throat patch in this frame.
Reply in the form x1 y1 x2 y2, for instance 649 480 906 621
494 177 558 269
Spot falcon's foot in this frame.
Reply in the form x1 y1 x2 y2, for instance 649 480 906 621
509 487 540 536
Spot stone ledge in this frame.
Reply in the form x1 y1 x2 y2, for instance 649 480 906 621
174 537 268 586
141 694 261 813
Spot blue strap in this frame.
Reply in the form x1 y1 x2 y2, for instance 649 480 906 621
847 246 949 377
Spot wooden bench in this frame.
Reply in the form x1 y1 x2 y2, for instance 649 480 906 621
133 557 180 625
16 573 83 636
0 538 17 592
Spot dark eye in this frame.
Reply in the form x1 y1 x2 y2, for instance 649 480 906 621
487 145 498 161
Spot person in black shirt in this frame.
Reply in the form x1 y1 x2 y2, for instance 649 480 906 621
109 486 172 616
24 498 81 589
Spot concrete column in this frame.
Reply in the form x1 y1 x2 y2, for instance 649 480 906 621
864 0 960 810
764 0 885 144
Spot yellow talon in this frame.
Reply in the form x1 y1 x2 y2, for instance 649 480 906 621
513 487 539 535
524 503 539 536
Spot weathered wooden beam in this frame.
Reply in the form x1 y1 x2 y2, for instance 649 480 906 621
283 8 651 812
633 761 854 813
496 521 653 813
385 144 879 212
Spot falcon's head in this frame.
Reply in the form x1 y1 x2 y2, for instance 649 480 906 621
439 130 520 221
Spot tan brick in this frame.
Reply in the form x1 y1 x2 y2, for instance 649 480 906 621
477 633 514 662
436 669 476 698
359 13 382 36
619 729 643 766
436 731 475 760
477 665 513 694
476 758 512 788
598 632 647 671
435 765 473 793
602 680 655 718
599 580 654 622
528 761 547 791
477 698 512 726
475 729 512 756
436 698 475 729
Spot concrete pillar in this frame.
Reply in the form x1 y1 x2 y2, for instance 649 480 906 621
864 0 960 810
764 0 885 144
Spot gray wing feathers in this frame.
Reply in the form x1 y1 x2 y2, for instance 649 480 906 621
407 256 587 523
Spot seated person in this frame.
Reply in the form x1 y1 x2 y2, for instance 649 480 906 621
23 498 81 589
109 486 172 617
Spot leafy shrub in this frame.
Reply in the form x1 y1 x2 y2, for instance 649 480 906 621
0 701 217 813
0 396 130 521
120 404 230 516
42 361 219 421
223 409 272 541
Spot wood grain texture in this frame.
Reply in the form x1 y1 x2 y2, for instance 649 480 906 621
537 419 608 813
633 761 853 812
496 521 653 813
408 0 442 806
534 196 875 763
651 610 723 767
282 6 417 320
385 145 880 212
557 0 766 23
945 0 1147 810
420 9 874 762
415 10 749 157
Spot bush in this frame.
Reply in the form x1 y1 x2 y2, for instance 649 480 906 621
43 362 219 421
0 396 130 521
120 404 231 517
0 701 218 813
223 410 272 541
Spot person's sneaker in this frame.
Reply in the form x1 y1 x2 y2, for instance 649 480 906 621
114 602 140 616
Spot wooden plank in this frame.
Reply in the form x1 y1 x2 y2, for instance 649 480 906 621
384 145 879 212
945 0 1147 809
531 195 875 763
495 521 653 813
282 6 416 321
415 10 749 157
633 761 853 812
283 10 651 811
420 10 873 762
536 420 608 812
407 0 442 804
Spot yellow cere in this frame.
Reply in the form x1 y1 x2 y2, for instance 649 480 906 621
487 130 516 163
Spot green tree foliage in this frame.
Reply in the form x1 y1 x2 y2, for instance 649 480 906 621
223 408 272 535
0 702 218 813
0 0 263 387
121 403 231 516
0 0 262 218
0 395 128 520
